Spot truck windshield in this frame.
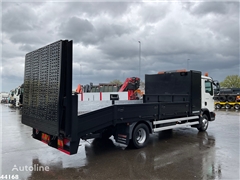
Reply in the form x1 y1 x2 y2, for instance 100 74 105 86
205 81 213 96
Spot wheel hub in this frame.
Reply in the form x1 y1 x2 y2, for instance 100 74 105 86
136 128 146 144
202 119 208 129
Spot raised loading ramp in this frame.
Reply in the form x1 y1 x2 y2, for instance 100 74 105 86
22 40 73 137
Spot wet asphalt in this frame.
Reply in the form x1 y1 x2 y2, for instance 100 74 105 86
0 104 239 180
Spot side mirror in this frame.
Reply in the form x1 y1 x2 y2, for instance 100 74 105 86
213 80 220 94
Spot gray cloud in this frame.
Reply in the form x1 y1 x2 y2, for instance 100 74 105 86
10 32 44 45
59 16 134 45
207 17 239 42
99 38 138 59
18 44 36 52
60 17 95 34
2 42 24 59
193 2 228 15
63 2 131 17
186 2 239 43
59 17 96 44
190 2 239 16
139 3 170 24
181 2 196 11
1 2 239 92
2 3 39 33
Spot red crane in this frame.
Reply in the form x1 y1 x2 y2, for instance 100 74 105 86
119 77 140 100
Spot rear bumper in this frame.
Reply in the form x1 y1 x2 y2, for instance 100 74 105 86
32 129 80 155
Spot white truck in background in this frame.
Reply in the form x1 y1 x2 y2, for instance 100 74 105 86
0 92 9 103
8 84 24 107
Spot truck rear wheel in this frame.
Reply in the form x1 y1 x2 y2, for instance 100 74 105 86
197 114 209 132
131 123 149 149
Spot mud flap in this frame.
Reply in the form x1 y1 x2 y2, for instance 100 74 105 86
114 124 130 145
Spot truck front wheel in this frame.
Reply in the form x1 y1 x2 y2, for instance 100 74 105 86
131 123 149 148
197 114 209 132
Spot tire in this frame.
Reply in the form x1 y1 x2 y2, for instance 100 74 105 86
197 114 209 132
225 104 231 109
131 123 149 149
215 103 221 109
219 96 226 102
227 96 235 102
234 104 240 110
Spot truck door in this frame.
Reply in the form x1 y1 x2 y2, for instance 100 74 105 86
201 78 214 112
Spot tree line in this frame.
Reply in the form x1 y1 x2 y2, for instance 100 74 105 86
220 75 240 88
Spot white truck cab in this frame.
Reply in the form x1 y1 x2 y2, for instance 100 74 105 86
201 75 215 111
201 74 219 121
14 87 21 107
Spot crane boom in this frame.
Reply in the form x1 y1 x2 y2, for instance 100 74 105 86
119 77 140 92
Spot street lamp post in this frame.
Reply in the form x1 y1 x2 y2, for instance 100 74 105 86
79 63 82 83
138 41 141 78
187 59 190 70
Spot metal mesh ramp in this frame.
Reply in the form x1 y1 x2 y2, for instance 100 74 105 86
22 40 72 136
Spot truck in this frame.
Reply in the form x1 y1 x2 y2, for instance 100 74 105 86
0 92 9 103
22 40 219 155
8 84 24 107
214 88 240 102
214 88 240 110
8 89 15 104
15 84 24 107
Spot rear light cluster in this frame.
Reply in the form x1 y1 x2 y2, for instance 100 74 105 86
57 138 70 155
33 129 71 155
41 133 50 144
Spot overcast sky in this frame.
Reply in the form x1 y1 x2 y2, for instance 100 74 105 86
0 1 239 92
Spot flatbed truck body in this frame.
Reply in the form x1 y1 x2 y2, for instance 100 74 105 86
22 40 217 155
